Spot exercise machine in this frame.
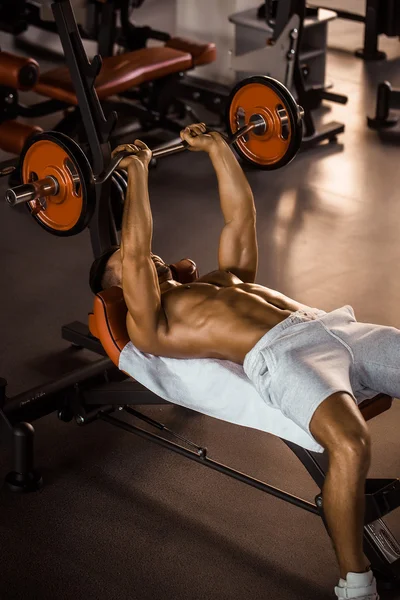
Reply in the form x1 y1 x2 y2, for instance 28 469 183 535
1 0 400 593
311 0 400 60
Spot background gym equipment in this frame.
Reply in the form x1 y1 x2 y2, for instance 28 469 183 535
0 7 217 159
0 0 345 170
167 0 347 149
0 50 44 157
227 0 348 146
5 75 304 236
312 0 400 60
368 81 400 132
0 0 165 56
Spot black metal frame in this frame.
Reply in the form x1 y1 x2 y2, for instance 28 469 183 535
51 0 118 257
312 0 400 60
368 81 400 132
0 86 73 126
278 0 346 142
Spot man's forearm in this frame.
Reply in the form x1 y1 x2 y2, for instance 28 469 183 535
209 138 256 224
120 161 152 259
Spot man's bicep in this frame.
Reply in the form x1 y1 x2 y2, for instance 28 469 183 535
218 219 258 283
122 254 163 334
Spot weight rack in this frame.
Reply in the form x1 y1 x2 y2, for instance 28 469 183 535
51 0 118 258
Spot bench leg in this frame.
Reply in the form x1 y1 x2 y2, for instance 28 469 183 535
5 422 43 493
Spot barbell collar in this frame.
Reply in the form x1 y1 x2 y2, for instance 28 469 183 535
5 176 59 206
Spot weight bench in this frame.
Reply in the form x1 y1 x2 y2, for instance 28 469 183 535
1 257 400 590
35 38 216 104
0 36 216 156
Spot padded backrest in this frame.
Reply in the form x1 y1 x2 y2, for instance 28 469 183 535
89 258 198 366
165 38 217 67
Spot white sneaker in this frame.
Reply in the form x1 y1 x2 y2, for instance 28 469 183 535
334 570 379 599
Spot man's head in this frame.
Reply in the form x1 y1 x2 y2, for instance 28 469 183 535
89 247 175 294
150 253 174 286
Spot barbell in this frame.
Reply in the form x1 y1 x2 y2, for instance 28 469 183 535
5 75 304 237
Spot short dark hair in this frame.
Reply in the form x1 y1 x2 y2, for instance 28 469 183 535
89 246 120 294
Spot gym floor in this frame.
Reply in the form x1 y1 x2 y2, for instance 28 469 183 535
0 1 400 599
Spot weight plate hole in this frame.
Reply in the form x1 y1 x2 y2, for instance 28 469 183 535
64 158 81 196
28 172 46 210
276 104 290 141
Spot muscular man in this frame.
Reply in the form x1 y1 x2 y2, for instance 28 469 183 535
89 124 400 600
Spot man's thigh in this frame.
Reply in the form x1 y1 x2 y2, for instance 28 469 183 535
349 322 400 399
268 320 354 434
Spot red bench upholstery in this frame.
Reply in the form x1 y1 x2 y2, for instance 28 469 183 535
35 46 193 105
88 259 394 424
89 259 198 366
34 38 216 105
166 37 217 67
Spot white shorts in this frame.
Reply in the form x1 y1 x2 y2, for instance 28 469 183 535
243 306 400 435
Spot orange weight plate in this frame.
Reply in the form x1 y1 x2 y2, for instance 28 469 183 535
226 76 303 170
20 132 95 236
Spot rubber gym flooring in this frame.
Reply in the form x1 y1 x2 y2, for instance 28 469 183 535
0 1 400 599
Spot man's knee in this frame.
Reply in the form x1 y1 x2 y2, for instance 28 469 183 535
310 392 372 472
330 428 372 473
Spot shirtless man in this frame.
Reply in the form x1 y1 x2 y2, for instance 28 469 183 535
89 124 400 600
